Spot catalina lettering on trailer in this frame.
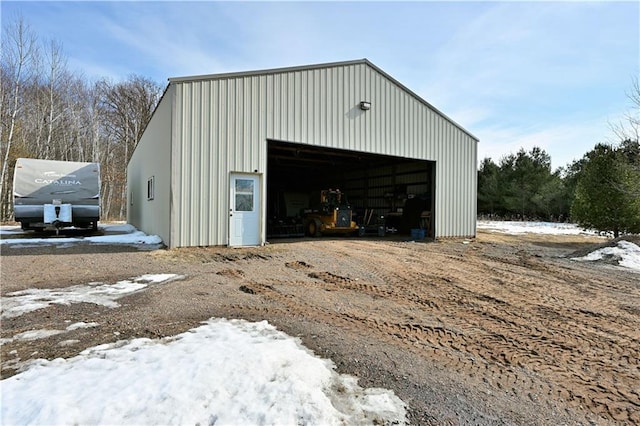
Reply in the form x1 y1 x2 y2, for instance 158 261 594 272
34 178 83 185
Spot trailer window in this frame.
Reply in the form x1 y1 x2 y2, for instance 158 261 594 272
147 176 155 201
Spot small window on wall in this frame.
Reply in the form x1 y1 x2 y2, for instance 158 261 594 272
147 176 154 201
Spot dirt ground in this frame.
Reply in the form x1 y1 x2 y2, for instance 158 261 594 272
1 230 639 425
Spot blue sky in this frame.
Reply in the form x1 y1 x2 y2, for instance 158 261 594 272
3 1 639 170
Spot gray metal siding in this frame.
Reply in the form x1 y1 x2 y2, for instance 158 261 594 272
170 61 476 247
127 85 173 245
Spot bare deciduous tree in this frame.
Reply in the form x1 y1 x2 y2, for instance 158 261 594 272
610 76 640 144
0 16 38 220
96 76 162 219
0 15 163 222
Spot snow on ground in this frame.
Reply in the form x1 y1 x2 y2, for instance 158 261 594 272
1 274 184 319
477 220 599 236
1 319 406 425
0 322 99 345
572 240 640 272
0 223 162 247
1 224 406 424
477 220 640 272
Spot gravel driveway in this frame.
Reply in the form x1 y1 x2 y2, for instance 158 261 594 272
2 229 638 425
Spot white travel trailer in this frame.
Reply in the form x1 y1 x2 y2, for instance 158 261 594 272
13 158 100 231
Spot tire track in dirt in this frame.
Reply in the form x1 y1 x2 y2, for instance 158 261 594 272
458 254 640 422
421 263 638 421
270 240 640 424
240 258 568 418
160 238 639 423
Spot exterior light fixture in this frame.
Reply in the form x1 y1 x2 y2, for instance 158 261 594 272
359 101 371 111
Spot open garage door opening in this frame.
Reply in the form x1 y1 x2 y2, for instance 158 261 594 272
267 139 435 240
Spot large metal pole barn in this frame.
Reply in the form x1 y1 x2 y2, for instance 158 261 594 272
127 59 478 248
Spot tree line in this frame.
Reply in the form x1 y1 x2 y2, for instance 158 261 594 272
1 16 164 222
478 140 640 237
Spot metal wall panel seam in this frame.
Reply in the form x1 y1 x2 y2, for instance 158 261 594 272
207 81 216 243
249 77 255 169
180 85 189 246
357 63 362 148
303 70 308 143
200 81 208 245
372 71 379 152
267 75 275 138
287 72 294 140
276 74 282 138
199 82 207 245
288 73 295 141
196 81 204 245
293 71 299 142
194 82 203 245
180 84 193 244
303 71 309 142
390 82 396 155
218 80 228 245
248 78 255 170
334 65 340 147
176 83 184 244
188 82 196 245
341 66 347 148
235 79 243 171
182 83 191 245
335 66 342 147
362 66 367 151
319 68 324 145
275 74 282 139
243 78 250 171
350 65 356 150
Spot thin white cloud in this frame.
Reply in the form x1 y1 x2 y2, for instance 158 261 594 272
93 3 231 78
414 1 638 168
4 0 638 166
423 1 633 102
475 111 620 169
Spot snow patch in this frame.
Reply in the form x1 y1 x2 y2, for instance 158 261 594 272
477 220 598 235
1 274 184 319
1 329 66 345
58 339 80 347
0 223 162 247
1 318 407 425
14 329 66 341
66 322 99 331
572 240 640 272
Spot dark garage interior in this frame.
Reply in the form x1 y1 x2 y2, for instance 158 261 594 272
266 139 435 239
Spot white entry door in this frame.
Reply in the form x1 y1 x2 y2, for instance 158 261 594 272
229 173 261 247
